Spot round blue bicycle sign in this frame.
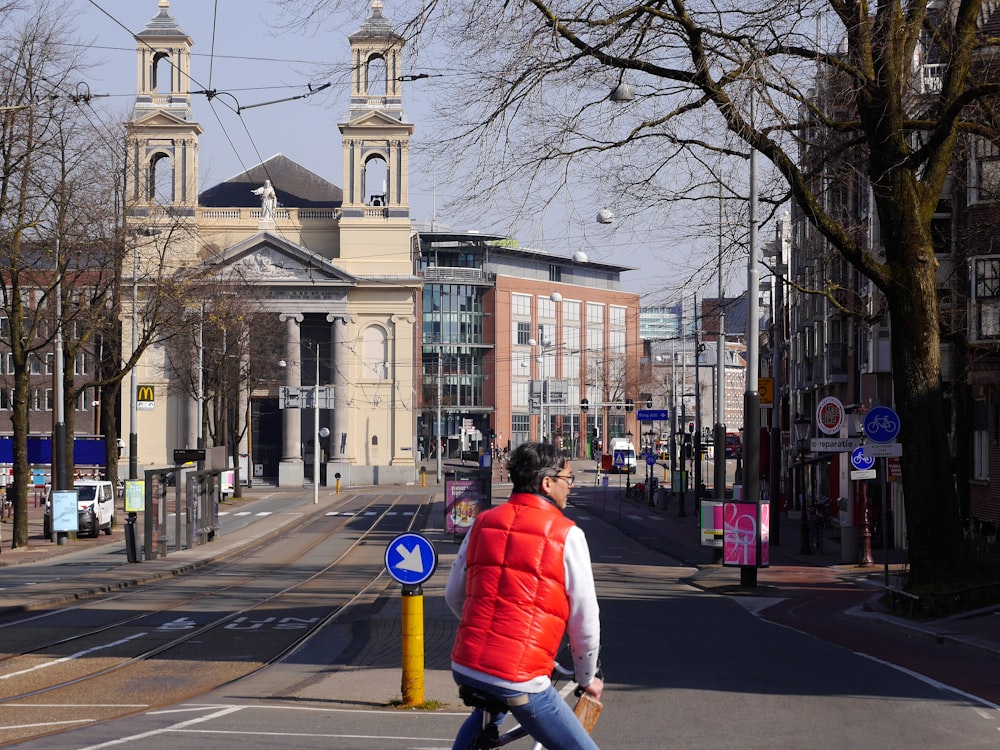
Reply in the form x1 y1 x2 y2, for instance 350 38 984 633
863 406 900 444
851 446 876 471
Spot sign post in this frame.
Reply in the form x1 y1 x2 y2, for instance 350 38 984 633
385 533 438 707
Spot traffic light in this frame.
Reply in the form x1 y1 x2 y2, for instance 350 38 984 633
688 421 695 434
646 397 653 409
625 398 634 412
581 398 589 412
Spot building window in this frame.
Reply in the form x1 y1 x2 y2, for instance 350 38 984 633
975 157 1000 203
609 329 625 354
971 256 1000 341
513 351 530 375
610 305 626 326
75 351 89 376
587 302 603 324
538 295 556 319
5 352 12 374
30 387 40 411
29 356 41 375
564 300 580 321
549 263 562 283
45 388 53 411
516 321 531 346
45 352 53 375
974 400 989 480
0 389 8 409
512 293 531 317
512 381 529 408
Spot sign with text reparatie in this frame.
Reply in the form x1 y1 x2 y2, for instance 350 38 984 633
810 437 861 453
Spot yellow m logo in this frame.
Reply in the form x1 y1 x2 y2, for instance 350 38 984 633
137 386 155 402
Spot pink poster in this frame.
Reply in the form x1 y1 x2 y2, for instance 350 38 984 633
723 502 770 567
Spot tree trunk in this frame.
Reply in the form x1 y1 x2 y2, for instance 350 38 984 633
10 369 29 548
886 240 964 587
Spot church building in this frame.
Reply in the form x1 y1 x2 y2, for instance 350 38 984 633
123 0 420 487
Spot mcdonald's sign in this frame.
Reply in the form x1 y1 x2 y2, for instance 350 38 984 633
137 385 155 411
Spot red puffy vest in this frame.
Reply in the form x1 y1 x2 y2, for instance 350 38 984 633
451 493 575 682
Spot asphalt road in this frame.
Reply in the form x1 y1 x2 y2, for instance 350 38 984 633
4 483 997 750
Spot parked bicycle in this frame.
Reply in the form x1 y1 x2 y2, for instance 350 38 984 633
808 505 826 553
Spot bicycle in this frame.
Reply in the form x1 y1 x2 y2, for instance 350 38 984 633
460 663 601 749
808 505 825 553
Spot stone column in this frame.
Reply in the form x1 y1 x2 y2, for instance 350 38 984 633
329 314 350 461
278 313 304 487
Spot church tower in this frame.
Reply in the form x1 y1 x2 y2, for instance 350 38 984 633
337 0 414 276
125 0 202 223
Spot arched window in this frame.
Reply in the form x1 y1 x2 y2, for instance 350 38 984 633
152 51 174 93
364 155 389 206
365 54 387 97
148 153 174 204
362 325 388 379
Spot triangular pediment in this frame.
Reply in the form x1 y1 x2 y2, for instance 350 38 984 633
129 109 199 130
340 109 415 131
207 232 356 285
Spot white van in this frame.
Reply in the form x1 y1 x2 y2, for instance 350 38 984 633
43 479 116 538
608 437 637 473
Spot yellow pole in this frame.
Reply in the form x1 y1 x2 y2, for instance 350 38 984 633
420 466 427 487
400 587 425 706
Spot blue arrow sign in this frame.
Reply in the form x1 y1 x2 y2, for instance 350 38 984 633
850 446 876 471
385 532 438 587
637 409 669 422
863 406 900 444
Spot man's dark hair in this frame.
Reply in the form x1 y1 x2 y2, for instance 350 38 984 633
508 442 565 494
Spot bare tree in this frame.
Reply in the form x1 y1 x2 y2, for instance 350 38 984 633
277 0 1000 586
0 3 112 547
163 273 285 498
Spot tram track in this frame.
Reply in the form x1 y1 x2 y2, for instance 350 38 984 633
0 490 432 746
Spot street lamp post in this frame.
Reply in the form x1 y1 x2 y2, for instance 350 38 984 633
625 430 633 496
312 342 330 505
644 427 657 505
795 414 812 554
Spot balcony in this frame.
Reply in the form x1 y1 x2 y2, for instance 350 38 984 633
423 266 492 284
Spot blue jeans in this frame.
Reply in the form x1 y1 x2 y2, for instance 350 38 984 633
452 671 599 749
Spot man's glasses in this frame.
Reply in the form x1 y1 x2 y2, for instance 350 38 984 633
551 473 575 487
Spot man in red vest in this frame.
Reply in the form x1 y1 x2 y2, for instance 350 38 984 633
445 441 603 749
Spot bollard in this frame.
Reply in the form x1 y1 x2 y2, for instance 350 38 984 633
420 466 427 487
335 471 342 494
400 585 425 706
124 511 139 563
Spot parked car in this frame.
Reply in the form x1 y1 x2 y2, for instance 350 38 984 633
42 479 116 538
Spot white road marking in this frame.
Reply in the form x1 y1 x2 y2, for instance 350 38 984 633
0 632 147 680
76 706 246 749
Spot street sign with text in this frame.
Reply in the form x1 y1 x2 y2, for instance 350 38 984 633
863 442 903 458
637 409 669 421
810 437 861 453
850 469 877 480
